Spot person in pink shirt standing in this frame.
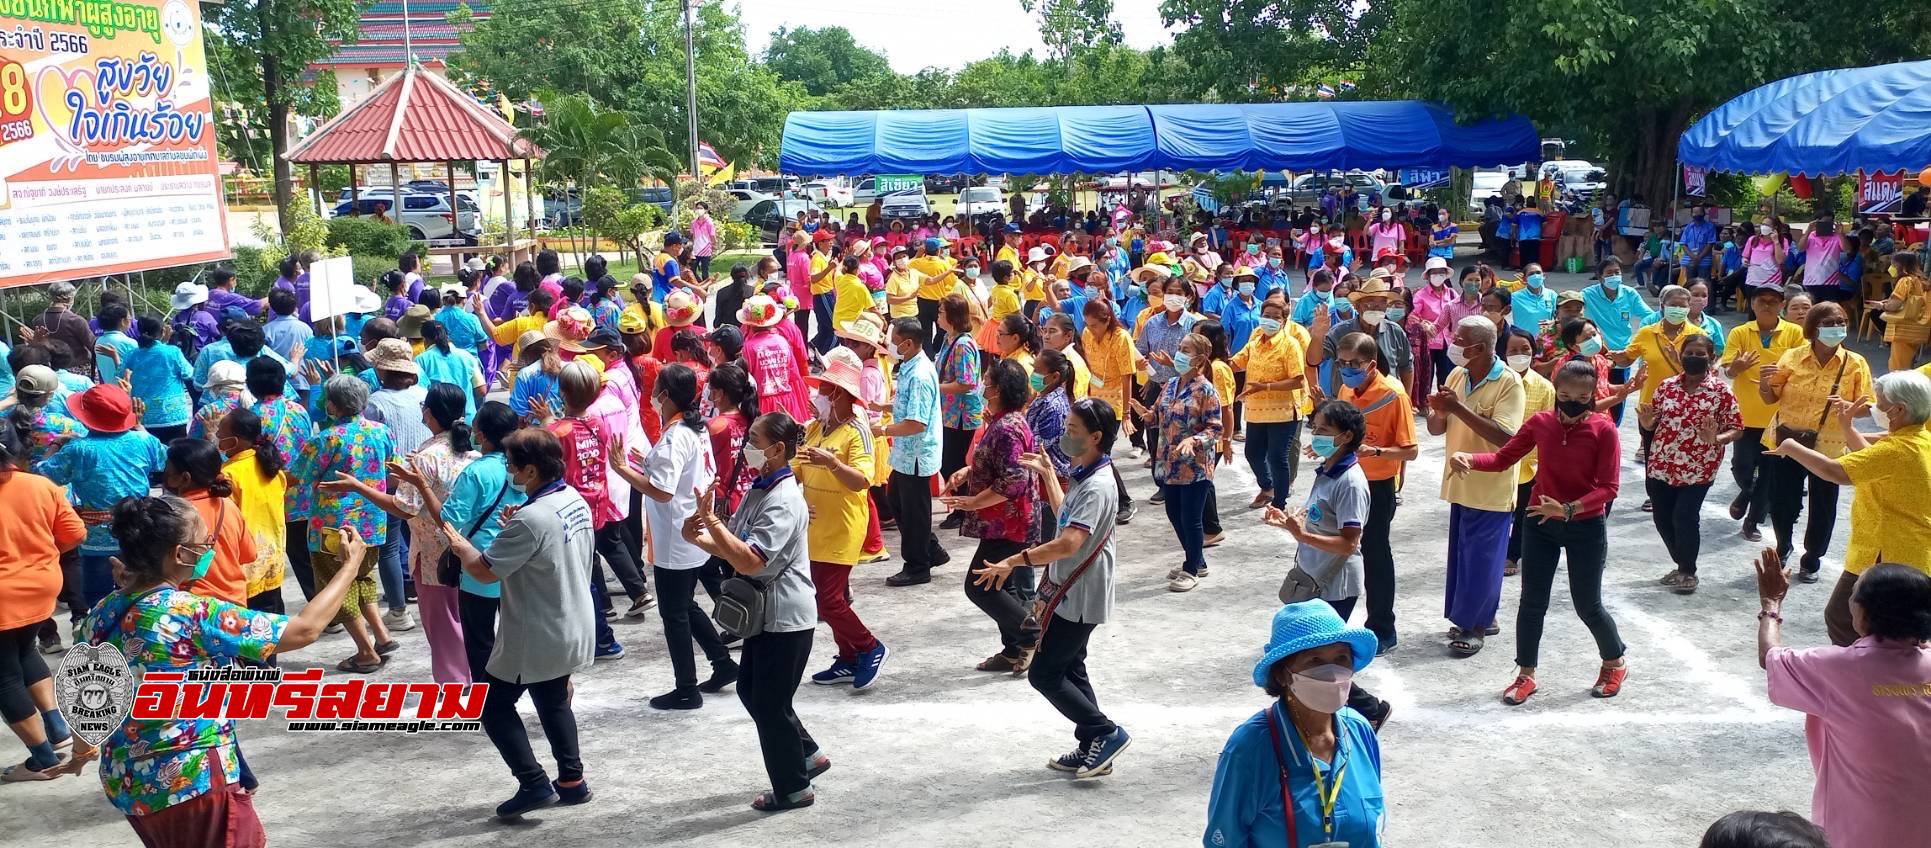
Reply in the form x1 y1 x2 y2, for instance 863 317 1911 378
1756 551 1931 848
1369 207 1406 259
784 230 818 339
1801 214 1850 305
535 249 565 304
689 202 717 281
738 295 810 421
1410 257 1458 391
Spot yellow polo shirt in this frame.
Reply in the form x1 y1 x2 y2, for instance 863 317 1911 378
1723 320 1807 429
1440 361 1525 512
809 252 833 295
1063 346 1091 399
910 256 955 301
1836 426 1931 574
1231 324 1306 423
1514 369 1556 483
1761 346 1872 458
792 418 873 566
1621 321 1708 404
489 313 548 352
988 282 1023 323
886 269 923 319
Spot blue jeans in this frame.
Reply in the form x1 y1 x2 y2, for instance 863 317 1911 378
80 554 117 615
1244 420 1300 507
377 516 408 612
1161 480 1210 573
811 292 837 353
589 560 621 652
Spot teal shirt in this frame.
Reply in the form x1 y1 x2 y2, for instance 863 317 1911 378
440 453 528 598
1204 702 1386 848
36 430 167 554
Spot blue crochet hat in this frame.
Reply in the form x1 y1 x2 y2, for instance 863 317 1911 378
1251 601 1380 688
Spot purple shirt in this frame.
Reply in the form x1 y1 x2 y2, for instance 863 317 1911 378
207 287 262 317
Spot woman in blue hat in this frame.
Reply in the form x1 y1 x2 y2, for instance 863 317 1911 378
1204 601 1386 848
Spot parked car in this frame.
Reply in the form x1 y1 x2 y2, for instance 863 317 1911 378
956 186 1004 218
740 197 821 242
1469 168 1511 214
1540 160 1607 204
1286 171 1385 205
851 177 884 206
749 176 800 196
633 186 675 217
800 180 854 208
925 174 969 194
728 187 777 220
978 175 1008 191
542 190 583 228
332 190 479 242
880 188 930 221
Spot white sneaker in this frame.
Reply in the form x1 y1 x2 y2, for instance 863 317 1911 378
325 622 344 635
1167 572 1202 592
383 608 416 632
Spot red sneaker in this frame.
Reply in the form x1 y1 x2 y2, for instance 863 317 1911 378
1592 663 1628 698
1501 675 1537 706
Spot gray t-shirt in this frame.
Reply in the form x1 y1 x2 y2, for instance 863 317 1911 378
729 472 817 634
1295 458 1369 602
483 485 597 682
1048 464 1117 625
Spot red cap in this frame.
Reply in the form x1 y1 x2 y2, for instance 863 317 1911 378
812 229 835 243
70 384 138 434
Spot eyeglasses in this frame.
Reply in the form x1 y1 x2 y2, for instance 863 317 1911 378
1336 357 1372 369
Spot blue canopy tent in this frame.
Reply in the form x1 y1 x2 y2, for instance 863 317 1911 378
779 101 1540 176
1678 59 1931 176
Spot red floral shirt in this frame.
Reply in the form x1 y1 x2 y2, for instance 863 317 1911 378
1646 375 1742 486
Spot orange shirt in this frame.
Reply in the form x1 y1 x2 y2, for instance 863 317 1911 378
1339 371 1416 482
0 472 85 629
181 489 256 606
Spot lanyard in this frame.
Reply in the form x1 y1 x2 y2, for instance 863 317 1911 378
1265 702 1350 846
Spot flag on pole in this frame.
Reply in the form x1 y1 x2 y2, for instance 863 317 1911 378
697 141 734 185
1315 84 1336 99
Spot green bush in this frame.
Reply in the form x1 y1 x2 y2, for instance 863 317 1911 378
328 217 414 260
352 255 397 288
230 246 273 294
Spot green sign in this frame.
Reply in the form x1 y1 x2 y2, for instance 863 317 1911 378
877 174 922 193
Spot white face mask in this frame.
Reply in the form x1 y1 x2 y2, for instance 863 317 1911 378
811 393 833 421
1506 354 1533 373
1447 343 1471 367
1163 294 1186 313
1380 209 1392 221
1288 663 1354 714
740 442 769 471
1758 224 1772 237
1358 310 1385 326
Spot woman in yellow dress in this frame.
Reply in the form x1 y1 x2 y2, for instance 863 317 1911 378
1080 295 1143 523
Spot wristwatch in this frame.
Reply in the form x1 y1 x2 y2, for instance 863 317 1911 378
1562 501 1577 521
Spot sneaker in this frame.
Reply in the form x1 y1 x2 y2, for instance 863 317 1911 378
699 659 740 693
1148 491 1166 505
325 622 344 635
1166 565 1184 580
625 595 657 618
1167 571 1202 593
383 608 416 632
594 642 626 661
884 570 931 587
852 643 889 690
1115 502 1136 525
602 607 618 620
1501 675 1537 706
1591 663 1628 698
805 752 831 780
1048 740 1095 773
811 659 857 686
39 637 64 655
495 784 558 819
1076 727 1131 779
648 689 704 710
1796 569 1820 584
554 779 593 806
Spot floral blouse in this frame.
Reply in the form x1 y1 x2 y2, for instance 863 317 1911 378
939 335 984 430
1155 373 1223 486
17 406 84 466
960 411 1039 544
397 432 477 587
1646 375 1743 487
190 391 248 441
251 396 314 520
292 415 391 550
86 586 287 815
1026 385 1073 481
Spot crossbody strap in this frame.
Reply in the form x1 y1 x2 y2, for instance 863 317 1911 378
1036 524 1115 625
468 479 512 538
1265 703 1301 848
1813 355 1850 431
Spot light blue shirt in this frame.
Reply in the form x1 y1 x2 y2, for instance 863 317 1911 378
1204 703 1386 848
1510 285 1559 334
1680 219 1717 257
440 452 529 598
1292 289 1337 327
37 430 167 554
1257 265 1292 301
888 352 942 477
435 306 488 358
53 371 92 417
1221 294 1263 354
364 385 431 456
509 363 560 419
1581 283 1649 352
95 331 137 383
263 315 314 389
120 343 193 427
191 339 291 390
1137 310 1199 384
1638 311 1727 356
416 347 483 419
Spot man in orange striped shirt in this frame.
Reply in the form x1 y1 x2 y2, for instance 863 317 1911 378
1335 333 1418 654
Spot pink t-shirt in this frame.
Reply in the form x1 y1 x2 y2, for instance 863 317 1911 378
589 366 646 519
1744 236 1783 288
690 214 716 257
1804 233 1844 289
785 250 815 308
1766 638 1931 848
1370 221 1405 258
1411 281 1457 349
743 327 809 421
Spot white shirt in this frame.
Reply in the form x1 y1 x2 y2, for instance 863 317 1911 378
642 423 715 568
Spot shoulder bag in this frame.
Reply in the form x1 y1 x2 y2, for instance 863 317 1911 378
438 479 511 586
1772 354 1848 450
1018 523 1115 643
712 484 803 639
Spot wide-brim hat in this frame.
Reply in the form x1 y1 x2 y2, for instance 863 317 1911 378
397 304 433 339
808 346 867 400
1424 256 1450 272
835 311 886 347
1251 600 1379 688
664 290 700 326
1026 246 1050 264
170 282 209 311
1130 264 1172 283
368 338 419 374
71 384 137 434
1348 273 1399 304
438 282 467 300
738 295 785 328
851 239 873 255
517 330 554 356
1233 269 1260 282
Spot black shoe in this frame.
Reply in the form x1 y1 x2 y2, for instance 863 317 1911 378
1148 491 1166 505
1741 522 1762 542
805 752 831 780
1363 699 1394 732
1728 492 1748 521
495 784 558 819
699 660 740 694
1797 570 1820 584
649 689 704 710
939 513 965 530
885 570 932 587
553 779 593 806
1375 638 1397 657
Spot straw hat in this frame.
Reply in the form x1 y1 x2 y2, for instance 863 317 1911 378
1130 264 1172 283
367 338 419 375
516 329 552 355
808 346 867 400
1348 273 1399 305
835 311 886 348
851 239 873 255
664 290 699 327
738 295 786 328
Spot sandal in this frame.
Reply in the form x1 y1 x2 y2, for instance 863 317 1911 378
1448 629 1484 657
1504 560 1519 577
1010 646 1037 677
1671 575 1699 595
1639 499 1654 513
375 639 400 656
1483 623 1501 636
336 656 383 674
975 652 1019 673
1248 491 1272 510
1659 570 1685 587
751 789 816 812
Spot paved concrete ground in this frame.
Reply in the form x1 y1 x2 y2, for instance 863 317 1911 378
11 268 1875 847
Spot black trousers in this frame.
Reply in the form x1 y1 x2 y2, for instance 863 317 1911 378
1362 477 1399 646
457 591 500 680
1324 597 1384 716
1202 480 1221 537
738 628 818 797
1027 617 1116 744
594 523 649 601
1112 462 1133 511
964 538 1035 656
655 565 731 692
941 427 973 482
1766 454 1839 572
285 520 316 600
888 470 947 574
1646 478 1712 575
917 298 942 356
480 671 581 790
1506 479 1535 562
1515 515 1624 669
1729 428 1771 526
1138 380 1167 461
0 624 49 723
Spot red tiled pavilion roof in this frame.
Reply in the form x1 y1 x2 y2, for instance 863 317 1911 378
285 66 540 164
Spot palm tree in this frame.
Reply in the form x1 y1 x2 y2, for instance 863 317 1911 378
520 90 679 267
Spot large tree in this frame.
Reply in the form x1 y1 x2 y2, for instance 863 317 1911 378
206 0 367 234
762 26 891 98
1022 0 1123 61
1158 0 1386 101
449 0 799 170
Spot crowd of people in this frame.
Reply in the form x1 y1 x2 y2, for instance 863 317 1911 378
0 186 1925 848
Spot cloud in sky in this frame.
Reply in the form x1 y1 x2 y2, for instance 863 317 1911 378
735 0 1175 73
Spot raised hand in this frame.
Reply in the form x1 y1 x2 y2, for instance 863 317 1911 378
1754 547 1789 607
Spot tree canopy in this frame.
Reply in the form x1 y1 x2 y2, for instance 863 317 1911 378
762 26 892 97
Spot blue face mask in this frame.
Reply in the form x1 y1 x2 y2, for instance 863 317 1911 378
1386 305 1406 320
1817 326 1848 346
1310 434 1339 458
1257 317 1283 335
1171 351 1193 373
1579 335 1604 356
1526 273 1545 289
1268 257 1284 269
1218 277 1234 288
1602 274 1623 290
1313 289 1333 302
1085 285 1105 300
1237 281 1255 296
1339 366 1370 389
1246 243 1261 255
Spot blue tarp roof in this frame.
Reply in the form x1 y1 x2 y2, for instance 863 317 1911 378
1678 59 1931 176
779 101 1540 176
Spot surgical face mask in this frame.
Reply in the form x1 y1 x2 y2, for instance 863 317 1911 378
1058 429 1090 459
1309 434 1340 457
1386 306 1407 321
741 442 770 471
963 266 980 278
1758 224 1773 237
1287 664 1353 714
1817 326 1848 347
1163 294 1186 313
1506 354 1533 373
1268 257 1284 269
1578 336 1604 356
811 393 832 421
1339 366 1370 389
1085 285 1105 300
1313 288 1332 302
1380 209 1392 222
1246 243 1260 255
1555 398 1592 418
1029 372 1047 393
1171 351 1194 373
180 544 215 582
1257 317 1283 335
1447 343 1471 367
1218 276 1234 288
1526 272 1544 289
1358 310 1385 326
1681 353 1710 375
1238 281 1256 296
1662 305 1690 324
1428 273 1449 288
1462 283 1481 298
1602 274 1622 290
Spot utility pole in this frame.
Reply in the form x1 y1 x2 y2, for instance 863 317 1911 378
683 0 700 182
